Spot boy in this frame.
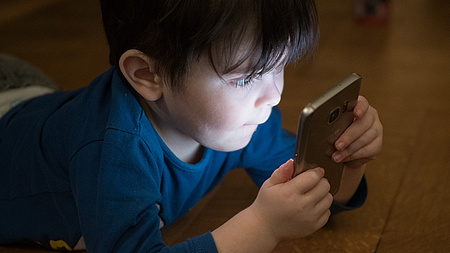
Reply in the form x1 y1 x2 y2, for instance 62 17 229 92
0 0 383 252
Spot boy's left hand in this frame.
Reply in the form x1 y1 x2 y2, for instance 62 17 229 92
332 96 383 169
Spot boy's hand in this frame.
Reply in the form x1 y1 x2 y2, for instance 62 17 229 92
249 159 333 241
212 161 332 253
332 96 383 169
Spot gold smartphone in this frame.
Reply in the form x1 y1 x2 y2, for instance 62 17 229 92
293 73 362 195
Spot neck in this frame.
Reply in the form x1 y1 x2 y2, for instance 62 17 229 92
137 95 204 164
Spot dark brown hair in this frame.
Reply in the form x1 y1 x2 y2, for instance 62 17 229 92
100 0 319 88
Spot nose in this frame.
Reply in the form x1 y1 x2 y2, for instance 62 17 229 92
255 71 283 107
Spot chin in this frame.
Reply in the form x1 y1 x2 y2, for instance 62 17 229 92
215 144 248 152
211 135 254 152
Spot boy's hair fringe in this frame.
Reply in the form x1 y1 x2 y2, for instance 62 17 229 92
100 0 319 88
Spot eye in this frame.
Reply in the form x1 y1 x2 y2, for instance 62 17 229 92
235 76 254 87
233 74 260 88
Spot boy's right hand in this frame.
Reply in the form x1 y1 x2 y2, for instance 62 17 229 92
249 159 332 241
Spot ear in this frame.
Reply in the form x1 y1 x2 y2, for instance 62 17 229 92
119 49 163 101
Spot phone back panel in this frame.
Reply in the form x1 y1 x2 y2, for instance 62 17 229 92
294 73 361 195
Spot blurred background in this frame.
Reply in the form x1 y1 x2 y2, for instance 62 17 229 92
1 0 449 252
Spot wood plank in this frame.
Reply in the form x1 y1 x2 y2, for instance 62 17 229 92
1 0 450 252
376 110 450 252
0 0 66 26
0 0 109 91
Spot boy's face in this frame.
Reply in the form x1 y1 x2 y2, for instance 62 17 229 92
150 54 284 153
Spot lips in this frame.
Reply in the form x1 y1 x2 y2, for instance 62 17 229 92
249 111 272 125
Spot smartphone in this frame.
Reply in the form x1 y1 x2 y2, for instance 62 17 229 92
293 73 362 195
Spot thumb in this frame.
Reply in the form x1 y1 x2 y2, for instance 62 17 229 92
266 159 294 187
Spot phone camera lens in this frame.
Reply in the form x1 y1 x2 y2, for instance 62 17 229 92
328 107 340 124
343 100 349 112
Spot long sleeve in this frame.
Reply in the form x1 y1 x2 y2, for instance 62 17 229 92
70 131 219 252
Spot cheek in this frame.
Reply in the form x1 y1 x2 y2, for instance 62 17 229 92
179 91 257 151
200 103 245 130
174 83 256 138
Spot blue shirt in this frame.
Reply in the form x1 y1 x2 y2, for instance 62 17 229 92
0 68 366 252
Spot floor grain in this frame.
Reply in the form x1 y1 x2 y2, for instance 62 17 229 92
1 0 449 252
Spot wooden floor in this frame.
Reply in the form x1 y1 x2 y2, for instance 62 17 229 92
1 0 449 252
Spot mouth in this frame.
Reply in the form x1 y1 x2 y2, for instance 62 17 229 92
248 115 271 126
243 110 272 131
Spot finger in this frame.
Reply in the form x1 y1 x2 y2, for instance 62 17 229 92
354 96 369 119
307 178 332 204
316 208 331 230
266 159 294 187
312 196 332 230
332 125 381 162
315 192 333 211
337 137 383 169
335 106 378 151
295 176 331 215
302 175 330 198
338 116 383 163
341 135 383 163
291 167 325 194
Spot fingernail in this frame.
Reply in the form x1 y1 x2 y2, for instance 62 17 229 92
332 153 341 162
336 142 345 151
318 167 325 176
279 159 293 170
